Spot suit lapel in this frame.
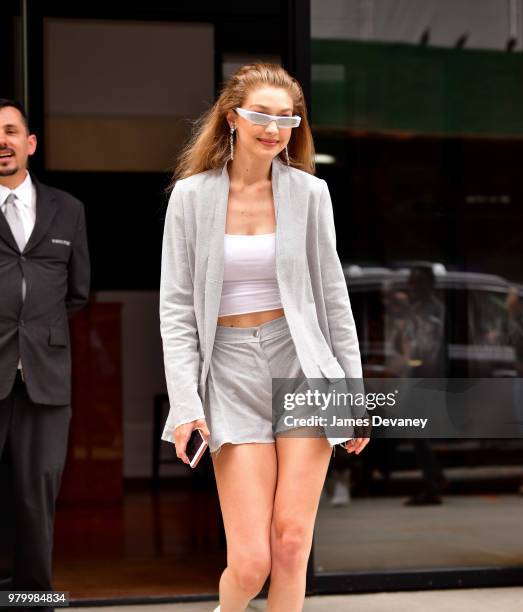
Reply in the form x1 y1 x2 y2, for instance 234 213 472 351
0 174 58 254
24 175 58 254
203 156 290 364
0 197 20 252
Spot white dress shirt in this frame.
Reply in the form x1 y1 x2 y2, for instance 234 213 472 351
0 171 37 373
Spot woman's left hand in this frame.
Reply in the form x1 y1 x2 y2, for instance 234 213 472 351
344 437 370 455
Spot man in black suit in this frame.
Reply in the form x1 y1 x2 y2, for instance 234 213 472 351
0 99 90 603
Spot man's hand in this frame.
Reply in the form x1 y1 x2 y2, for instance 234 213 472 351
173 418 210 464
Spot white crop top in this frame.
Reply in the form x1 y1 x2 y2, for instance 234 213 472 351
218 232 283 317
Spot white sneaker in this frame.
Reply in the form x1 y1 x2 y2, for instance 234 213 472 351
330 480 350 506
212 606 220 612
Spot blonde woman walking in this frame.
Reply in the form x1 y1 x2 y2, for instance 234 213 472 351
160 63 369 612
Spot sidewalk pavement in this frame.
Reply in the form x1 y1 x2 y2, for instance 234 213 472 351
79 586 523 611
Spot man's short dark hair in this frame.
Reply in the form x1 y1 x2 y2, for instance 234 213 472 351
0 98 30 132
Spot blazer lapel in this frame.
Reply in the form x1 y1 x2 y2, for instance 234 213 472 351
203 156 290 368
0 197 20 252
0 174 58 253
24 175 58 254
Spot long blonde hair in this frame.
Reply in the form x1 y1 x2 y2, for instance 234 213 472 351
170 62 315 185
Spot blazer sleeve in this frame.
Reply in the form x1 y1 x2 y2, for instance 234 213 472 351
66 201 90 318
318 179 363 379
160 181 205 441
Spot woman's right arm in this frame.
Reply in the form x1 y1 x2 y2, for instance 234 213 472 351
160 181 209 459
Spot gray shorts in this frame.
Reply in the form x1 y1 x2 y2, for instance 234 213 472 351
204 314 344 458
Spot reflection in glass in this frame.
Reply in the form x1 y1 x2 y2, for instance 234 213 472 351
311 0 523 575
316 264 523 572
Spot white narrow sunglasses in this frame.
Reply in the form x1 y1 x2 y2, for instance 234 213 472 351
234 107 301 128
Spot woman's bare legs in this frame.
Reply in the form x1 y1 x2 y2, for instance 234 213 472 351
267 430 333 612
211 442 278 612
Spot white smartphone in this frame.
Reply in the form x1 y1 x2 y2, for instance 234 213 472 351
186 428 208 468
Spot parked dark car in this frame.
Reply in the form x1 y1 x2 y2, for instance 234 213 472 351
344 261 522 379
342 261 523 485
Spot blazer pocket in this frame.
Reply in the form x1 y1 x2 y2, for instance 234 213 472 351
318 356 345 383
49 326 68 347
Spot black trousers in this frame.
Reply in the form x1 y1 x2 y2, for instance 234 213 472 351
0 371 71 606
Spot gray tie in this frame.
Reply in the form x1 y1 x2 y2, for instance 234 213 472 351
2 192 27 302
3 192 26 251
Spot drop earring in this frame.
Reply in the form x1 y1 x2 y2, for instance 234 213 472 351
284 144 290 166
230 124 236 160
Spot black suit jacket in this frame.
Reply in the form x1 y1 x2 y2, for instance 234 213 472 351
0 174 90 405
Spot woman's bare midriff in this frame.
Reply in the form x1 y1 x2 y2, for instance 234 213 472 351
217 307 285 328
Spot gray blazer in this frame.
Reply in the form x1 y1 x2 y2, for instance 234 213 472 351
160 156 363 445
